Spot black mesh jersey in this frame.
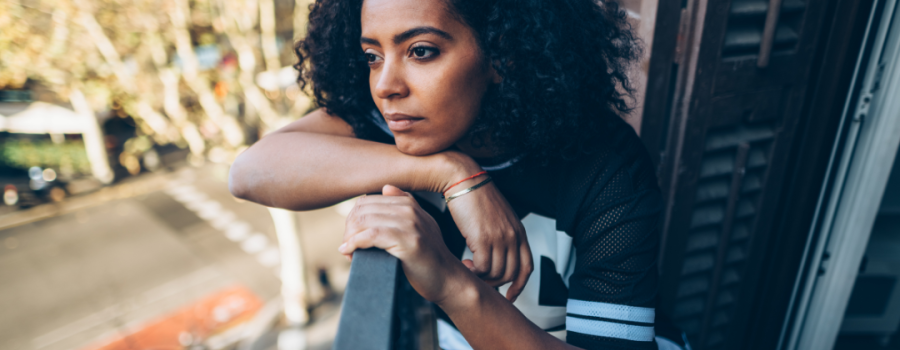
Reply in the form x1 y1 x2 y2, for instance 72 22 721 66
353 110 663 350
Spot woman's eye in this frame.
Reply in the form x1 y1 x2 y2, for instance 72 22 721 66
365 53 383 64
410 47 438 59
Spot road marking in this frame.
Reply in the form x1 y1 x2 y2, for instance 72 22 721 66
196 201 224 220
225 222 252 241
258 247 282 267
169 190 206 204
164 185 196 197
210 211 236 230
32 267 222 349
241 234 269 254
166 179 280 277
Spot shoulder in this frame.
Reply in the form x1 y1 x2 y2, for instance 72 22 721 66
554 116 661 233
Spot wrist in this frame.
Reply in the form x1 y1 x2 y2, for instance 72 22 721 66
435 265 483 315
431 151 483 193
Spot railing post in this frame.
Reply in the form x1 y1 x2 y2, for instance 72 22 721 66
333 249 401 350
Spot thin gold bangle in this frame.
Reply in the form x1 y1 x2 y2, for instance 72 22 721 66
444 176 493 203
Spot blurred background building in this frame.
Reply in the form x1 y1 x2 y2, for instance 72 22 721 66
1 0 899 349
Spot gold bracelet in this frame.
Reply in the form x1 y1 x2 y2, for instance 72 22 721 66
444 176 493 203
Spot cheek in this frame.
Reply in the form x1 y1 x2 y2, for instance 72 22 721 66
414 59 490 127
382 51 491 156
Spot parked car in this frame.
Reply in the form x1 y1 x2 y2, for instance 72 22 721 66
1 164 68 208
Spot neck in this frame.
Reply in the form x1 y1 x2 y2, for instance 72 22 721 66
454 132 497 159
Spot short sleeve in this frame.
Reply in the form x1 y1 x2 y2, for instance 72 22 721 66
558 129 663 350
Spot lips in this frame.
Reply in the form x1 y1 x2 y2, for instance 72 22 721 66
384 113 424 132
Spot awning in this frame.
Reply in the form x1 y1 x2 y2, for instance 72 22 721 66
0 102 91 134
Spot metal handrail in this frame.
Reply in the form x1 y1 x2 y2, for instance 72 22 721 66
333 249 402 350
332 248 437 350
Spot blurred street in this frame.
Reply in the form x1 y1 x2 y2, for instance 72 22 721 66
1 0 347 347
0 165 351 350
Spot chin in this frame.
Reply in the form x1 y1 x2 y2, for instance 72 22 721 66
395 138 447 156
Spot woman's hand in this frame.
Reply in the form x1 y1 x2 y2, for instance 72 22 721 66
439 152 534 302
338 188 574 350
339 185 470 303
447 182 533 302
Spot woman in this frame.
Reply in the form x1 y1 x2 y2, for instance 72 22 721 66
229 0 663 348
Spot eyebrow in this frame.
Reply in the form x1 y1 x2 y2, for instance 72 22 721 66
360 26 454 47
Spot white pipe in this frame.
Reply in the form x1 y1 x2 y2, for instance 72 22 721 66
267 207 309 326
69 89 114 184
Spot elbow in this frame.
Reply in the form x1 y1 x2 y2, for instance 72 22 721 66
228 152 254 201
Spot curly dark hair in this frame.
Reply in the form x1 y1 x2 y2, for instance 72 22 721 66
294 0 641 162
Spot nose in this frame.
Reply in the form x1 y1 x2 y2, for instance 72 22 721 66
372 59 409 100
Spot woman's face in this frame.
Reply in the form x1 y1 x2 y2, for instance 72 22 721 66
361 0 496 156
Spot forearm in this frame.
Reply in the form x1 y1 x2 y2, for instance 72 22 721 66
439 270 581 350
229 131 479 210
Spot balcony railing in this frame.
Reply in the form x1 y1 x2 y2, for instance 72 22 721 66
332 249 437 350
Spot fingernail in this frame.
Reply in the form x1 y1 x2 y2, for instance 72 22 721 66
338 243 347 252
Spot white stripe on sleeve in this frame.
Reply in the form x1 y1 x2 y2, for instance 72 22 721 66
567 299 655 324
566 316 656 342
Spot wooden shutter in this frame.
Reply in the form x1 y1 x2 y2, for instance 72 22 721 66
640 0 838 349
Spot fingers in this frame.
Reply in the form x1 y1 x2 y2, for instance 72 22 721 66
356 185 416 206
488 245 507 281
505 240 533 302
502 246 520 291
382 184 412 197
346 198 417 236
470 245 493 276
346 210 408 240
339 228 377 254
341 187 424 260
346 195 363 222
339 227 398 255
